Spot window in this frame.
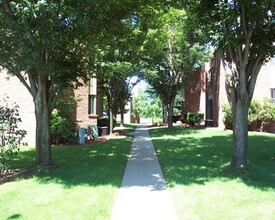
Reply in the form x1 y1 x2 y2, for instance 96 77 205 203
88 95 96 115
89 78 97 95
271 89 275 104
88 77 97 115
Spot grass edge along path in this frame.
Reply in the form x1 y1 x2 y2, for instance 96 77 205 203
0 133 133 220
149 126 275 220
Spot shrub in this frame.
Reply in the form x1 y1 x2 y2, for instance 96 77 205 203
222 99 275 132
248 100 262 131
51 95 78 144
259 98 275 132
222 104 233 129
51 109 76 144
259 98 275 121
0 97 26 172
185 112 204 126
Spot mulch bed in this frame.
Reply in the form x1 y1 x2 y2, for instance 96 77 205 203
0 168 35 185
52 132 129 147
52 137 108 147
0 169 17 180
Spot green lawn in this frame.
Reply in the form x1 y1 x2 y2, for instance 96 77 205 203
0 135 132 220
149 127 275 220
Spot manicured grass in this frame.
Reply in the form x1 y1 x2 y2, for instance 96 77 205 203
149 127 275 220
114 123 137 133
0 136 132 220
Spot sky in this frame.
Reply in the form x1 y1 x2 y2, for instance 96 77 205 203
131 78 148 97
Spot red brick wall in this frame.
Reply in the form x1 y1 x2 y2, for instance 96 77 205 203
184 68 205 113
75 85 97 128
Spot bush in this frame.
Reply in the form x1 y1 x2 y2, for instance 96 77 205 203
51 95 78 144
248 100 262 130
259 98 275 132
185 112 204 126
259 98 275 121
222 98 275 132
51 109 76 144
0 97 26 172
222 104 233 129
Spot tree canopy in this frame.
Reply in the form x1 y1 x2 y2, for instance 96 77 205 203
0 0 95 168
142 7 210 128
0 0 157 168
1 0 273 171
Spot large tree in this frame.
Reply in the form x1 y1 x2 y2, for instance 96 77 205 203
143 7 209 128
0 0 145 168
188 0 274 170
0 1 95 168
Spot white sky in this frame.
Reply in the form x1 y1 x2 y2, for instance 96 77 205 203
131 79 148 97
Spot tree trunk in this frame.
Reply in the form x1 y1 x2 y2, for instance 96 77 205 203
231 98 249 170
120 111 124 127
109 108 113 135
120 101 124 127
34 74 55 169
167 104 174 129
167 94 176 129
162 103 167 124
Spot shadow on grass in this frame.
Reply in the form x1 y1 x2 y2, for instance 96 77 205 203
149 127 275 190
6 214 22 219
11 137 132 188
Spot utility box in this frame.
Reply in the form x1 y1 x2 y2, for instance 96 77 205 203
78 127 86 144
91 124 99 140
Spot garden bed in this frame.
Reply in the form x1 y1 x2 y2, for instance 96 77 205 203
0 168 34 185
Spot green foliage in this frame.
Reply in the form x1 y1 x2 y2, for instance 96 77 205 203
51 109 76 144
133 87 162 122
185 112 204 126
259 98 275 121
142 7 210 128
51 95 77 144
248 100 262 124
187 0 274 57
222 103 233 129
222 99 275 131
0 1 92 84
173 93 183 115
0 97 26 171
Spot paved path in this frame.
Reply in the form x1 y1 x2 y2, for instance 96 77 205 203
111 127 178 220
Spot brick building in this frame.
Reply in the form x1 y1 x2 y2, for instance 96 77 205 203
183 55 275 128
0 70 102 146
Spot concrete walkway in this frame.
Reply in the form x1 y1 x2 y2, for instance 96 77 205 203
111 127 178 220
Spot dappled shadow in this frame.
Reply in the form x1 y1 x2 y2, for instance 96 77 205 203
149 127 275 190
12 137 132 188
